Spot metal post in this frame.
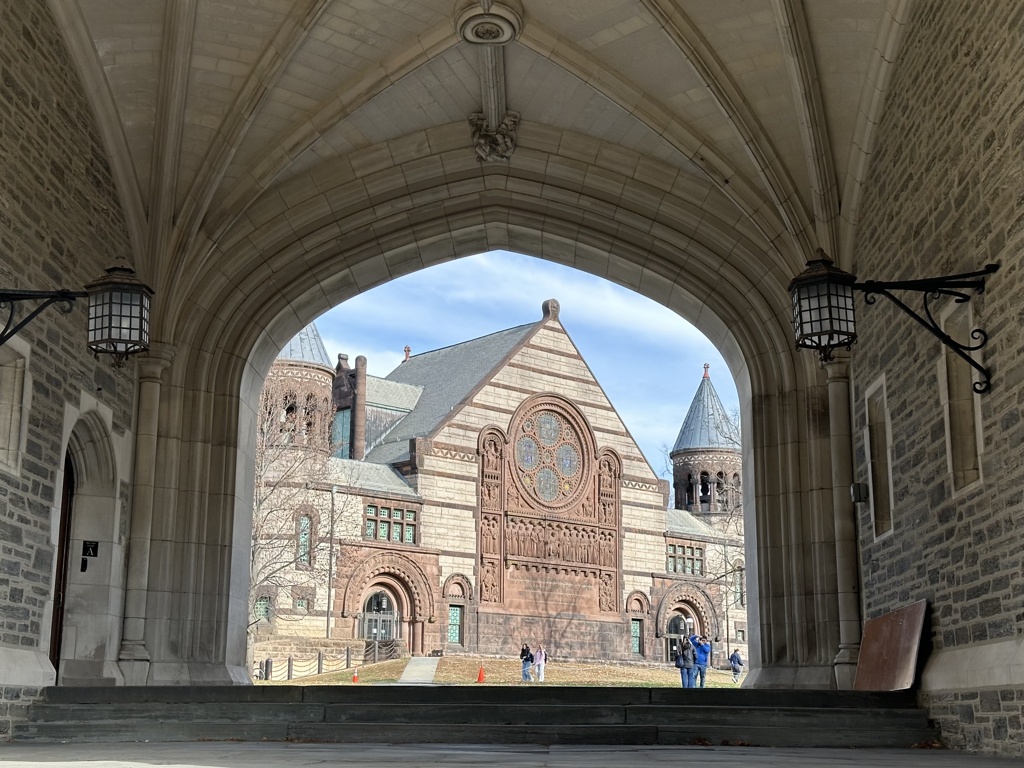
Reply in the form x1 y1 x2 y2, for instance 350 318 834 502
346 646 351 668
265 658 273 681
317 650 324 675
287 656 294 680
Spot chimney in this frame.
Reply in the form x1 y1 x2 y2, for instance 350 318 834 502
403 345 411 362
351 355 367 460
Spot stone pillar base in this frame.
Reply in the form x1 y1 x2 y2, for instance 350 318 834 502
833 644 860 690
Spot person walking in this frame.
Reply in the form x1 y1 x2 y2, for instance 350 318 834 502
689 634 712 688
674 641 696 687
729 649 744 683
519 643 534 682
533 644 547 682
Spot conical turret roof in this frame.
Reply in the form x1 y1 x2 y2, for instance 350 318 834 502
277 322 333 369
671 364 739 453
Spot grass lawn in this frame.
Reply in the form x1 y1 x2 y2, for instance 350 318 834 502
258 656 741 688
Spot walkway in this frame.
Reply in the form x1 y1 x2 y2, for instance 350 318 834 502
395 655 439 684
1 742 1019 767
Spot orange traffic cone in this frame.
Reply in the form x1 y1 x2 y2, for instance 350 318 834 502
476 666 485 683
352 668 359 683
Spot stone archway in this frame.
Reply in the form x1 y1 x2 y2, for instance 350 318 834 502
51 410 125 686
340 551 437 656
124 135 840 688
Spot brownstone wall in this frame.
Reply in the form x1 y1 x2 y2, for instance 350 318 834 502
0 0 135 736
852 1 1024 757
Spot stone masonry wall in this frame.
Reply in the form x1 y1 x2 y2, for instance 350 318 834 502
851 1 1024 757
0 0 136 737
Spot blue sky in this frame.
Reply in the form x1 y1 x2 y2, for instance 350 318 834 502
314 250 739 479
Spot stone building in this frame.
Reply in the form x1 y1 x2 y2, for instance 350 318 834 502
1 0 1023 756
253 302 745 665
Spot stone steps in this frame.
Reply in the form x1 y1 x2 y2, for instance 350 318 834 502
12 686 939 748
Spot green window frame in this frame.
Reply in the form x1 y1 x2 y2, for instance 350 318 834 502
448 605 463 644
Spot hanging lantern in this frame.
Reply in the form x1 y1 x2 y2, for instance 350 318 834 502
788 250 857 363
83 260 154 367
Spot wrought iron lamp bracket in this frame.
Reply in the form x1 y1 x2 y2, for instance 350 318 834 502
0 289 87 348
854 263 999 394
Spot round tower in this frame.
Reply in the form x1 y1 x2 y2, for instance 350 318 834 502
670 364 742 536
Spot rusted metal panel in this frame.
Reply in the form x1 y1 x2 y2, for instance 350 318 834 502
854 599 927 691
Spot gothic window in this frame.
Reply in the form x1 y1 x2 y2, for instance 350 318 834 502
941 303 983 491
699 472 711 507
630 618 643 654
363 503 417 545
0 343 29 473
297 514 312 566
865 379 893 537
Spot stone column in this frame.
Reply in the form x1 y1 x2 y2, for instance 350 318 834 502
118 343 174 684
826 356 861 688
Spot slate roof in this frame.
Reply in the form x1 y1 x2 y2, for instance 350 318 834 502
277 322 333 369
666 507 720 538
364 323 537 464
365 376 423 411
671 370 740 453
327 458 419 500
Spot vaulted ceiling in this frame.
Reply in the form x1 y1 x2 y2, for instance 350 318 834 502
50 0 908 334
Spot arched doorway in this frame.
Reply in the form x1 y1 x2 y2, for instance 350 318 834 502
48 454 76 676
47 411 125 686
361 589 401 642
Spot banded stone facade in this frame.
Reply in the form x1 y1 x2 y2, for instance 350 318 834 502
252 302 749 664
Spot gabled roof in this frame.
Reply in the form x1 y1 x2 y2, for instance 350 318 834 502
364 322 537 464
277 322 333 370
672 366 740 454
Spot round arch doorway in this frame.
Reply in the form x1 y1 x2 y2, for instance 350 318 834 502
666 606 704 662
360 589 401 643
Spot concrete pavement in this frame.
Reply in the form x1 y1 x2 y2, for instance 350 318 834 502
0 742 1020 767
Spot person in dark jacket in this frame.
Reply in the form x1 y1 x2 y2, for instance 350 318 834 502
674 641 696 687
729 649 744 683
689 634 712 688
519 643 534 682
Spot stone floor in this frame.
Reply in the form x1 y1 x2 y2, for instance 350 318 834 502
1 742 1020 767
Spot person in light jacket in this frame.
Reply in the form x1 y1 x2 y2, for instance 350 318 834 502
532 644 547 682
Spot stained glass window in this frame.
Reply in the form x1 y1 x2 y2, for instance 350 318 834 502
404 525 415 544
378 520 389 540
255 596 271 620
364 519 375 539
448 605 463 644
630 618 642 654
392 523 402 541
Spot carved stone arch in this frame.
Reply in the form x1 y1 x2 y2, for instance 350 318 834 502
443 573 474 602
341 551 436 621
626 590 650 615
655 585 716 639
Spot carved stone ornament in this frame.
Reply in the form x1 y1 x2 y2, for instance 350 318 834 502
456 2 523 45
469 111 520 163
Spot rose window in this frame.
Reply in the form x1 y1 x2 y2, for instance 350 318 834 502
513 408 587 507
